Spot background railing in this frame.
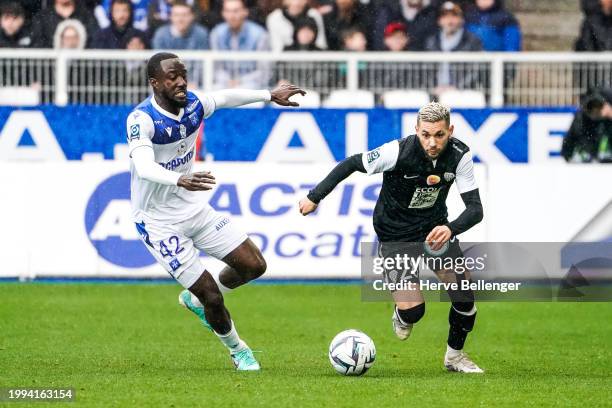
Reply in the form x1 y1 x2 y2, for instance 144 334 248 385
0 50 610 107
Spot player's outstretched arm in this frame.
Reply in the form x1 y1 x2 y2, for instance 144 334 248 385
299 154 366 216
209 83 305 109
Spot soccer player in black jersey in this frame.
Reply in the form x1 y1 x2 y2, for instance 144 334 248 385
299 102 484 373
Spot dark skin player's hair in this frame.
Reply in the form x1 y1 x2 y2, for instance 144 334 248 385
146 52 179 81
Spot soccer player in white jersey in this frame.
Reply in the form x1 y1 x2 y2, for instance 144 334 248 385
127 52 304 371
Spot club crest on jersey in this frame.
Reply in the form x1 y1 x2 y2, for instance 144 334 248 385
177 141 187 155
444 172 455 182
129 124 140 141
427 175 441 185
169 258 181 272
179 124 187 139
366 149 380 164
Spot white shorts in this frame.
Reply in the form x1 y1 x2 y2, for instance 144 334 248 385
135 206 247 288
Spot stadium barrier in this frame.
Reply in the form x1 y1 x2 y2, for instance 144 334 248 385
0 106 576 163
0 50 611 107
1 162 610 280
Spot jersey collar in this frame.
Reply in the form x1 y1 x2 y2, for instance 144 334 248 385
151 95 184 122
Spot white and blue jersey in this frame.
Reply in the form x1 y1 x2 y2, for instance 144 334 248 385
126 91 216 222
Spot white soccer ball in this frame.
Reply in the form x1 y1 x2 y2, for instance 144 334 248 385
328 329 376 376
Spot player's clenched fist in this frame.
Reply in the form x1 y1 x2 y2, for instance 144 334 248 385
298 197 318 216
177 171 216 191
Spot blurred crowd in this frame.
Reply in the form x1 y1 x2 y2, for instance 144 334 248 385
0 0 526 52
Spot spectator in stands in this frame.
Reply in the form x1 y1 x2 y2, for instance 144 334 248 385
373 0 437 50
424 1 483 93
562 92 612 163
575 0 612 51
322 0 371 51
341 26 366 51
383 21 413 51
275 16 327 89
95 0 150 32
284 16 322 50
92 0 149 49
53 18 87 49
7 0 40 21
31 0 99 48
148 0 199 37
464 0 521 51
378 22 426 90
152 1 209 49
210 0 270 88
582 0 604 16
266 0 327 52
0 2 32 48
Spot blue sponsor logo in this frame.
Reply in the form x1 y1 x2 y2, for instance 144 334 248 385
159 150 194 170
84 172 156 268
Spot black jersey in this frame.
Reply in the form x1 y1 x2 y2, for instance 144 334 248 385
363 135 477 241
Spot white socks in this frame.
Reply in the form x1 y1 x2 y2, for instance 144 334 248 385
215 321 247 352
446 344 462 358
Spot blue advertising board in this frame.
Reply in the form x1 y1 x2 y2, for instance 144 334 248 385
0 106 576 163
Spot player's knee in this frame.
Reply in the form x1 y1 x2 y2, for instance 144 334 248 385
247 254 267 280
397 302 425 324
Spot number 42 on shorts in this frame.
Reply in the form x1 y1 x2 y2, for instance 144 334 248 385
159 236 184 258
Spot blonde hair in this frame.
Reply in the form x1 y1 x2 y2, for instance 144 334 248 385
53 19 87 50
417 102 451 126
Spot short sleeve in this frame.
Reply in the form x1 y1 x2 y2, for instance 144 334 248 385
126 110 154 157
194 92 216 119
361 140 400 175
455 151 478 193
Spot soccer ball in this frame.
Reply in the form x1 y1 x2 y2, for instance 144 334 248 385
328 329 376 376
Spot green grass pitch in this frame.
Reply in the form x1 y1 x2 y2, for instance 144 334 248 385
1 283 611 407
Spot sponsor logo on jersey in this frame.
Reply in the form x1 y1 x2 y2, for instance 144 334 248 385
186 99 199 113
85 172 156 268
154 120 164 125
403 175 418 180
179 124 187 139
165 127 172 136
188 112 199 126
129 124 140 141
444 172 455 182
426 175 441 185
159 150 194 170
366 149 380 164
408 186 441 209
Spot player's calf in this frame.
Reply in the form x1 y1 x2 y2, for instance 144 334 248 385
189 271 232 334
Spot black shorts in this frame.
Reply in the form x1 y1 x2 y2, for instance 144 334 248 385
377 236 466 284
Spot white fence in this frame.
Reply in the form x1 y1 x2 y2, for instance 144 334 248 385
0 50 611 107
